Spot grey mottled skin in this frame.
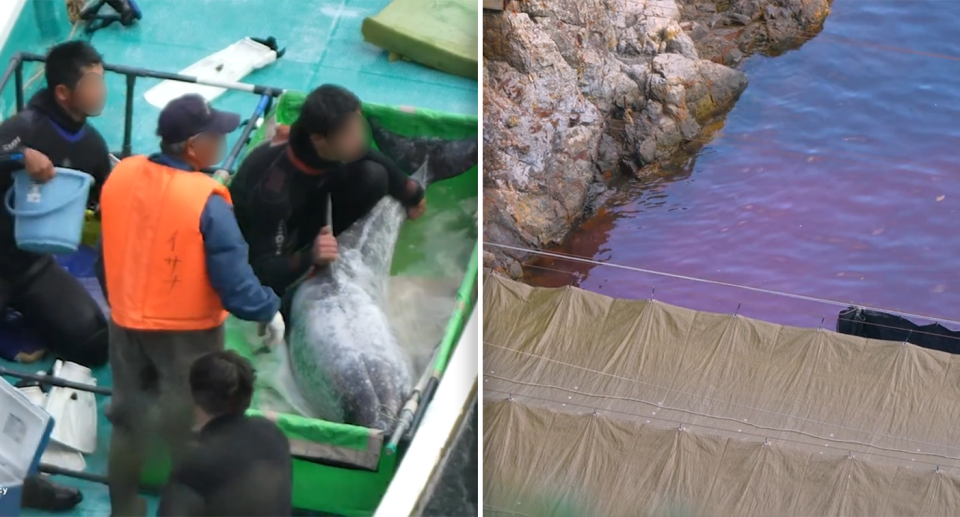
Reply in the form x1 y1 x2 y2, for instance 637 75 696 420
289 183 414 430
369 118 478 180
287 124 478 431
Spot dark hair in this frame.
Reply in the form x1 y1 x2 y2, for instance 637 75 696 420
294 84 361 138
45 41 103 90
159 140 188 157
189 350 256 417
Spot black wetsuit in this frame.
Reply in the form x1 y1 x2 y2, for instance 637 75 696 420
229 126 423 299
0 89 111 367
157 414 292 516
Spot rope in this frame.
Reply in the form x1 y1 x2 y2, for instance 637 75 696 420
484 341 960 456
17 0 92 101
66 0 85 24
484 388 955 470
521 262 960 343
484 242 960 327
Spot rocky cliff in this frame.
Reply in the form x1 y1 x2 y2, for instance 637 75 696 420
483 0 831 277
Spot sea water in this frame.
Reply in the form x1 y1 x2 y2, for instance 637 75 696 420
526 0 960 330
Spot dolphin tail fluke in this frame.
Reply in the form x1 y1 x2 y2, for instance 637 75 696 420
368 117 478 188
424 137 477 186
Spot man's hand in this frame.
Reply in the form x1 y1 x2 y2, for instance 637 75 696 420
257 312 286 349
312 226 339 265
407 198 426 220
271 124 290 145
22 148 55 182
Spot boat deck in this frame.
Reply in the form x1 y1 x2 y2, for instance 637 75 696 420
0 0 476 515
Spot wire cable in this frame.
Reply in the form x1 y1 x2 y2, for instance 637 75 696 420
520 261 960 343
484 242 960 327
484 341 960 456
484 388 956 470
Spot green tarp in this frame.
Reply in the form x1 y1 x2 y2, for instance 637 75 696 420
224 91 478 515
362 0 478 80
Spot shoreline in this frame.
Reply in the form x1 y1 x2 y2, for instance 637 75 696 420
482 0 832 279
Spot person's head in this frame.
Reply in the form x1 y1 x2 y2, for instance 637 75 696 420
157 94 240 168
189 350 256 426
294 84 368 162
45 41 106 117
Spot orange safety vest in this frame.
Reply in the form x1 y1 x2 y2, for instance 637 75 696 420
100 155 231 330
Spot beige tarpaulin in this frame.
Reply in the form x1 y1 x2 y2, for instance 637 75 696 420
483 275 960 516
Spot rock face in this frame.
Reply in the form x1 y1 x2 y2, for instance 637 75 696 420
483 0 832 277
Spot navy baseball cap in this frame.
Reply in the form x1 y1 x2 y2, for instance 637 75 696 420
157 94 240 143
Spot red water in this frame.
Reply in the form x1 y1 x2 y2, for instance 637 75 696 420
521 0 960 330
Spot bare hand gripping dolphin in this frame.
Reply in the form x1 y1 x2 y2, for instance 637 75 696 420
283 120 477 431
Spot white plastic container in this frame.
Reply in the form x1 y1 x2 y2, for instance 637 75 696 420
18 386 86 472
45 360 97 454
0 376 54 516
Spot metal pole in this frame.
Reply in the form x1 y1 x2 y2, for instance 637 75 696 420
387 345 443 453
0 365 112 396
19 53 285 97
14 60 24 112
39 464 162 493
263 95 274 119
406 377 439 439
0 54 21 100
222 93 271 171
122 74 136 157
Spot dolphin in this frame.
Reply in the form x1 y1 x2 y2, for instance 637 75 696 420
368 118 478 182
283 122 477 431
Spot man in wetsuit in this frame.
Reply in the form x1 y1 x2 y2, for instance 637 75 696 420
228 84 426 304
157 350 292 516
0 40 111 512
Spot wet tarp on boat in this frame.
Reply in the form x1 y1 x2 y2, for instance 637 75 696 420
152 90 478 517
837 306 960 355
483 275 960 517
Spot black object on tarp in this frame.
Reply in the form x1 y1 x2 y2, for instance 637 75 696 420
837 306 960 354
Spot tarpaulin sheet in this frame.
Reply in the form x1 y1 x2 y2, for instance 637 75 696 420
482 275 960 517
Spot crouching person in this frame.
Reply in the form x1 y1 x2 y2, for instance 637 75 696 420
158 351 292 516
99 94 286 517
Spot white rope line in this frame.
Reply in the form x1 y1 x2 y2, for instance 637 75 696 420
484 387 956 471
481 505 534 517
518 263 960 343
484 342 960 456
484 242 960 327
485 377 960 461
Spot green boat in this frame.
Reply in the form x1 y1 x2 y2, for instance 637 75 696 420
0 0 478 515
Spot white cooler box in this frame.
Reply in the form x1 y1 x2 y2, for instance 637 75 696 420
0 376 54 516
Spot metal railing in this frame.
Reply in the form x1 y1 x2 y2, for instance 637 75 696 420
0 54 437 496
0 52 284 171
0 53 290 488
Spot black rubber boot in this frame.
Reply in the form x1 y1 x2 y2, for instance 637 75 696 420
20 475 83 512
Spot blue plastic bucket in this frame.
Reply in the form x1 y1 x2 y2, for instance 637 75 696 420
4 168 93 255
0 482 26 516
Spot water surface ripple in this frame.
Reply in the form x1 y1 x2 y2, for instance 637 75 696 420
526 0 960 329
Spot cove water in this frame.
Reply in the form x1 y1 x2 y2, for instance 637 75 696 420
529 0 960 330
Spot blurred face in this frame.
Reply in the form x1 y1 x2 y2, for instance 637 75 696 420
55 64 106 117
185 131 227 168
309 111 369 162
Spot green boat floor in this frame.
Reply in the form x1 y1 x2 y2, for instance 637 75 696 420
0 0 477 515
361 0 478 79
